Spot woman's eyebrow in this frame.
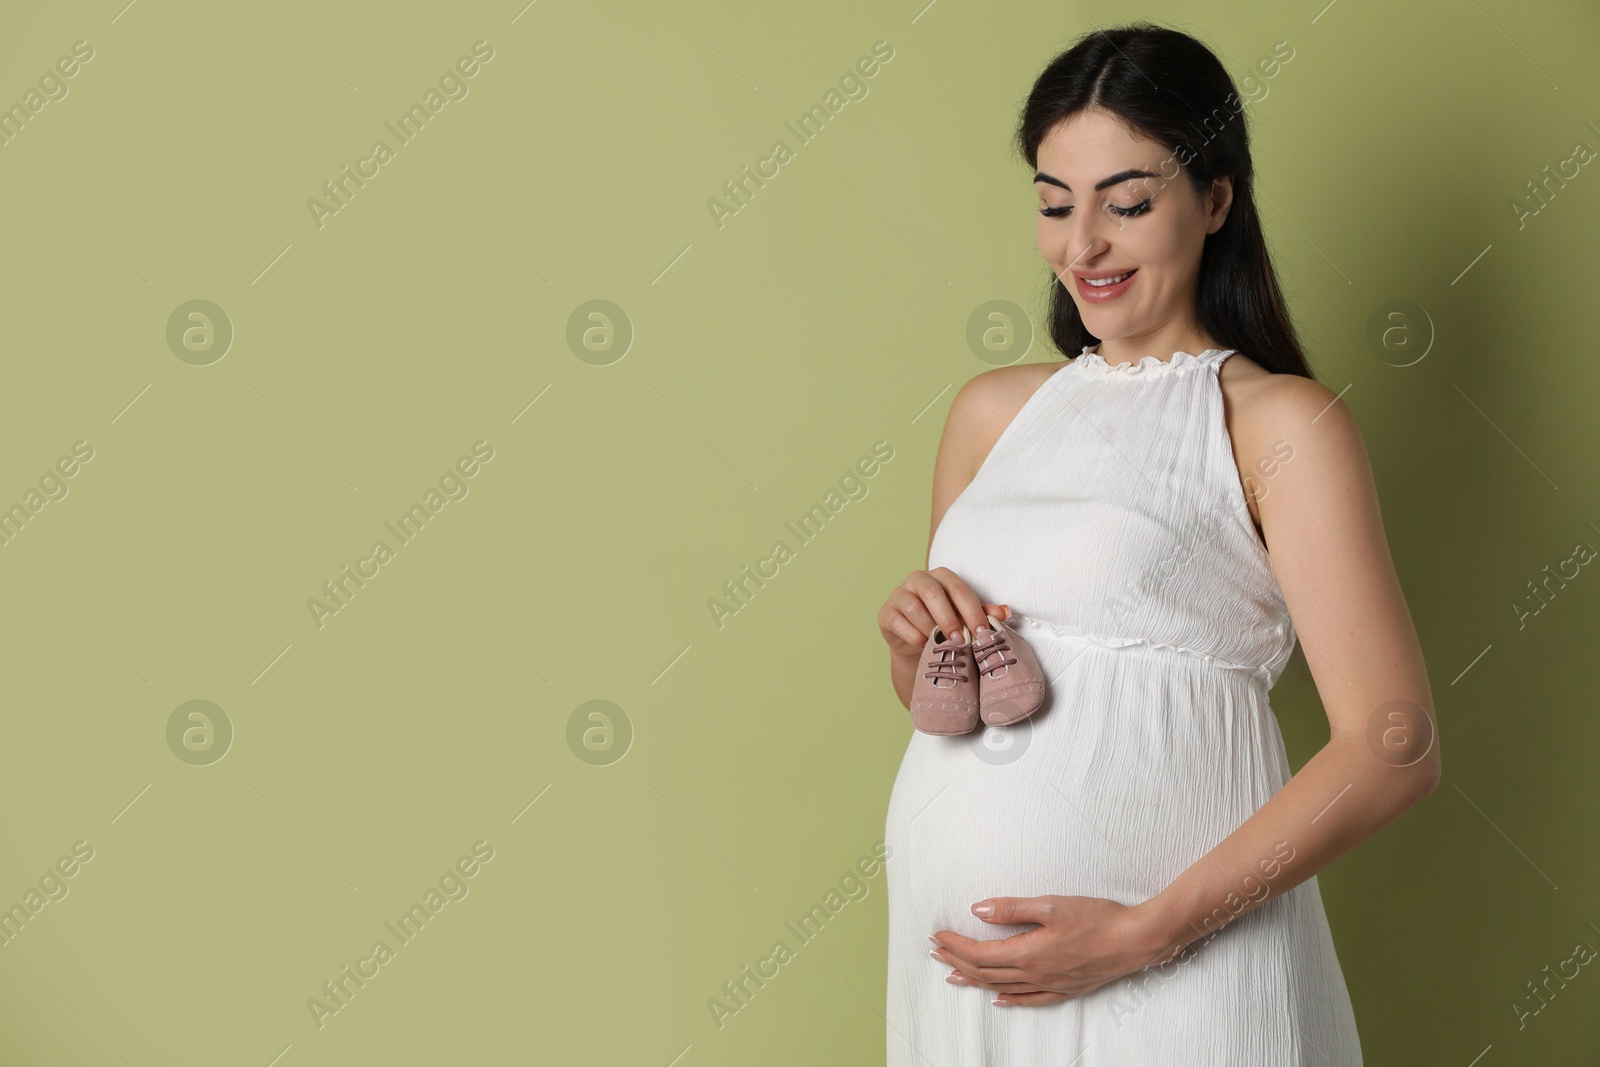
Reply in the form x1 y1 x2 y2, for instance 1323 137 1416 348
1033 168 1159 192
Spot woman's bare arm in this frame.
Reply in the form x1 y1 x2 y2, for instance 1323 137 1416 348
1132 375 1441 951
884 366 1047 709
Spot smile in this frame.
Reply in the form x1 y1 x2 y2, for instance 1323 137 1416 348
1073 268 1138 302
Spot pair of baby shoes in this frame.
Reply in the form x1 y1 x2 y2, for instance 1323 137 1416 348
908 613 1047 735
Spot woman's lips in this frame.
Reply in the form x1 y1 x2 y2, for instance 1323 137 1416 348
1074 268 1137 302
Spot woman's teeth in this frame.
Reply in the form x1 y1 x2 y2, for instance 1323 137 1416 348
1087 270 1134 287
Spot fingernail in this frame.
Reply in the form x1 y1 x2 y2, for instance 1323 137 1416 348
946 974 965 984
929 950 941 960
927 936 940 946
992 998 1008 1006
971 901 994 917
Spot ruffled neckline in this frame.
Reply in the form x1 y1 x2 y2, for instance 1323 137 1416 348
1075 344 1233 377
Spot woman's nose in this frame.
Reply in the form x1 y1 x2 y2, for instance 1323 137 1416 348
1062 233 1108 273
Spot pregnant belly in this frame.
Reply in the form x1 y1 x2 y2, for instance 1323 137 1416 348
883 640 1288 944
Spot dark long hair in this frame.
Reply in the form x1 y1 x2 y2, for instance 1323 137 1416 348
1016 23 1314 379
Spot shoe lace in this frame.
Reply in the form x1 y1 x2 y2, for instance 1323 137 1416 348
923 645 968 687
971 630 1017 677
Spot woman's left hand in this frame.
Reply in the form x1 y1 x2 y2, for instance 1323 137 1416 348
930 895 1177 1006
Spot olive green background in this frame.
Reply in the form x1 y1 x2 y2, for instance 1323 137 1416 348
0 0 1596 1063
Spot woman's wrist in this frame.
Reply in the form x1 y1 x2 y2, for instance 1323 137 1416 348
1124 896 1196 963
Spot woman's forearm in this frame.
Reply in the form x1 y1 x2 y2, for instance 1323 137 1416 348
1130 731 1439 958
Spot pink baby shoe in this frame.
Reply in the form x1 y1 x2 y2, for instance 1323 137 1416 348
970 614 1047 727
908 625 981 735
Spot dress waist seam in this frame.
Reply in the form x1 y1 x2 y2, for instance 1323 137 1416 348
1012 614 1274 687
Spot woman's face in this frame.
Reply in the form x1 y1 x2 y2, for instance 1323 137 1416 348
1033 108 1231 349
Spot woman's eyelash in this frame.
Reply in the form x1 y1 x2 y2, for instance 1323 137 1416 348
1039 199 1153 218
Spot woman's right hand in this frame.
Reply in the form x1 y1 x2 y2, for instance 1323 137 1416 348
878 567 1011 659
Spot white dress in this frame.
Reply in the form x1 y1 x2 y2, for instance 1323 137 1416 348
884 345 1362 1065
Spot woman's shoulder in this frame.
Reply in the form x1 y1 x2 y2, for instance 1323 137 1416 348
949 360 1068 442
1220 351 1352 434
958 358 1069 404
938 359 1069 484
1220 351 1367 495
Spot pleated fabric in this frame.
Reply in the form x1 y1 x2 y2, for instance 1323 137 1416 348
883 346 1362 1065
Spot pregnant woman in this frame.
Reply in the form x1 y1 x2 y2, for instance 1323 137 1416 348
879 24 1440 1065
